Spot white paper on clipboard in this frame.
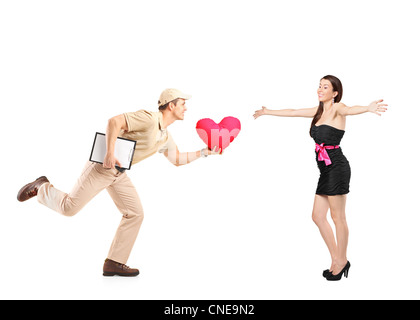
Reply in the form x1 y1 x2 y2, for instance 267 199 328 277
89 132 136 170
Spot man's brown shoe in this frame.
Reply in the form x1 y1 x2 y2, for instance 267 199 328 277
17 176 49 202
103 258 140 277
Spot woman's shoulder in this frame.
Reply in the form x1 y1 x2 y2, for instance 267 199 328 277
333 102 349 116
334 102 347 108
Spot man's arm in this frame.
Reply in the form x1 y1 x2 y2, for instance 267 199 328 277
104 114 128 169
164 148 199 167
163 147 220 167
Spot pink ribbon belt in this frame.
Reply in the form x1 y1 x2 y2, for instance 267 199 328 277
315 143 340 166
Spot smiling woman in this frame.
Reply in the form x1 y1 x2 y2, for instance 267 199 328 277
311 75 344 133
253 75 387 281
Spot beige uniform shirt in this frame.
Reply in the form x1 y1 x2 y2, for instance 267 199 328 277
121 110 177 165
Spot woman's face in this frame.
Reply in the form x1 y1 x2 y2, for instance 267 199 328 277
317 79 337 103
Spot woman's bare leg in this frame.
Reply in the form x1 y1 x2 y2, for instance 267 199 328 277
312 194 337 270
328 194 349 275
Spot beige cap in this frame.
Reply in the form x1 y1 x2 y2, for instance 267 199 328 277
158 88 192 107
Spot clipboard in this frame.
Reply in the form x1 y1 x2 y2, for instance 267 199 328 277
89 132 136 170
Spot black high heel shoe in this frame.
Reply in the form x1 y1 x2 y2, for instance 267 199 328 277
326 261 351 281
322 269 332 278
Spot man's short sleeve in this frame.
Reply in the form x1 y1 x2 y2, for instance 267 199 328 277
124 110 154 132
158 132 177 154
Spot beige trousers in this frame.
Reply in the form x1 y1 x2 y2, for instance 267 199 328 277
37 161 144 264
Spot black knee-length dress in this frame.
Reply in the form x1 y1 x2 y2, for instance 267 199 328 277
310 124 351 195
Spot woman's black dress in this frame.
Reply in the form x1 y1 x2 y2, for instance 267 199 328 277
310 124 351 196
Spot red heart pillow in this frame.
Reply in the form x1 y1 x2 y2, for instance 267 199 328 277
196 117 241 152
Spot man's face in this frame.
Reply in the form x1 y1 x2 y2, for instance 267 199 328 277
172 99 187 120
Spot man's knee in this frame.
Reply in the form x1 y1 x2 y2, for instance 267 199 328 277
125 207 144 223
60 205 81 217
60 197 83 217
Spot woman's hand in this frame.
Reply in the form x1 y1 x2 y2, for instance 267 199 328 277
253 106 268 119
367 99 388 116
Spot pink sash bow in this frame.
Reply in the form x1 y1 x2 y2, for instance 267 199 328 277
315 143 340 166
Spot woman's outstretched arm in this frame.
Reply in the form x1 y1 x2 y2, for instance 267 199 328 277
336 100 388 116
253 106 317 119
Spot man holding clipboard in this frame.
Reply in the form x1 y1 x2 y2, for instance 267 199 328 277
17 89 220 277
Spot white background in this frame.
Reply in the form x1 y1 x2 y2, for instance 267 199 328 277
1 0 419 300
